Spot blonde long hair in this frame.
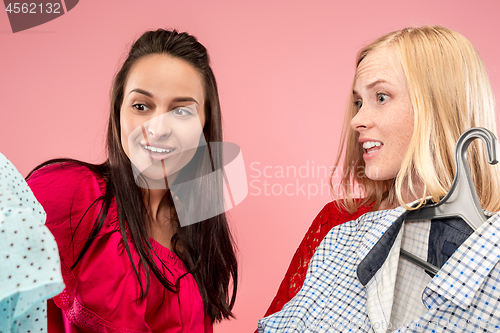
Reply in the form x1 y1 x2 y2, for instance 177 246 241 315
333 25 499 213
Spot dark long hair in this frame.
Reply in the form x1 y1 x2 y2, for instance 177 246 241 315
27 29 237 323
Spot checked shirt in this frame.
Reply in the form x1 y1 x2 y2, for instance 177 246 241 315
258 205 500 333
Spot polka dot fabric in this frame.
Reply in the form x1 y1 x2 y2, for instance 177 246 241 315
0 153 64 333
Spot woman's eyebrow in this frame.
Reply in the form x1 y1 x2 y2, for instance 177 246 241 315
127 90 199 105
172 97 199 105
366 79 389 90
353 79 390 95
129 88 152 97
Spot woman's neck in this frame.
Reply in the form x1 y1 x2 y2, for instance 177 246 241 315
146 189 168 219
379 178 426 211
144 188 177 250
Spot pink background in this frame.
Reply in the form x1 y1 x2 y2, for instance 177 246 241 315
1 1 500 331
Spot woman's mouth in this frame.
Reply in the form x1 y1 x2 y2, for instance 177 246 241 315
363 141 383 154
141 144 176 161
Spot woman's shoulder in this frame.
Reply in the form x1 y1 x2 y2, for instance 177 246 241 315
27 161 108 225
316 199 372 225
301 200 372 254
308 201 372 269
28 161 106 199
28 161 104 186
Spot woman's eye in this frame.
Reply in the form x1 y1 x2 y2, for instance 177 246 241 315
173 108 193 116
132 104 149 112
354 100 363 110
377 93 388 103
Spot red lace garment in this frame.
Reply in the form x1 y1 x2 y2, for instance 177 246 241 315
256 200 372 331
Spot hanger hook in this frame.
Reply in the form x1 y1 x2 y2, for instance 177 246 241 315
438 127 498 228
455 127 498 168
405 127 498 229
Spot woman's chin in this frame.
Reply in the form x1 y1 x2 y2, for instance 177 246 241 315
133 168 182 189
134 176 169 189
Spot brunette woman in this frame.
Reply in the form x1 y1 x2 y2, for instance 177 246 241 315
27 29 237 332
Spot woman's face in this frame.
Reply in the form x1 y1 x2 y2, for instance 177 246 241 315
120 54 206 185
350 47 414 181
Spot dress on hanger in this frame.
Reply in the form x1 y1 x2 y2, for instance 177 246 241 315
0 153 64 332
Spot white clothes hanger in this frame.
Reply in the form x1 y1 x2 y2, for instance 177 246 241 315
401 127 499 275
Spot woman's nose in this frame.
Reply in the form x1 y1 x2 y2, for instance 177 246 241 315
350 105 373 132
146 113 172 139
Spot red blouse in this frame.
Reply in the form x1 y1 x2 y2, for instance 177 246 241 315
28 163 211 333
257 200 372 328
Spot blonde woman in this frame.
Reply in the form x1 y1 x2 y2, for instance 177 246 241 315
259 25 500 332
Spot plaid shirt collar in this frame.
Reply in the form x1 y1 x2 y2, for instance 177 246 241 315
356 206 408 285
